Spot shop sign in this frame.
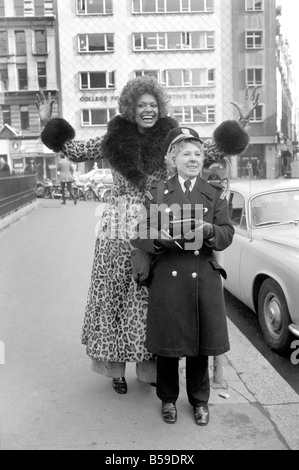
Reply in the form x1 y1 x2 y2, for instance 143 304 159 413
80 95 120 102
79 91 215 103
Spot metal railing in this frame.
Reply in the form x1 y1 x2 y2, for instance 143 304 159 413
0 175 37 218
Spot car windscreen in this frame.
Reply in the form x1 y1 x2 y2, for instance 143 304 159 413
250 190 299 227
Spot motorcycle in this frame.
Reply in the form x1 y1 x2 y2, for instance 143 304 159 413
52 182 72 200
84 180 103 202
73 180 88 201
99 183 112 203
36 178 54 198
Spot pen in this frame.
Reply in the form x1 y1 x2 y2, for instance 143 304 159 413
161 229 184 250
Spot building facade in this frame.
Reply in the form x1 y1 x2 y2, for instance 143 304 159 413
0 0 58 180
231 0 297 179
55 0 236 171
0 0 298 180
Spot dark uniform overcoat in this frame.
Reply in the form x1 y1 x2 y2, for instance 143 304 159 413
131 175 235 358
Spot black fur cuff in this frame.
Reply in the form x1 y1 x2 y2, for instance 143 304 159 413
41 118 75 152
213 120 250 156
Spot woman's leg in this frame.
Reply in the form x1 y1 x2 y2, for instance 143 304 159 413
136 360 157 384
91 360 126 378
156 356 179 403
185 355 210 407
91 360 127 393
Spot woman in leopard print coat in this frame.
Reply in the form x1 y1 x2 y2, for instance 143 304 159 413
38 76 253 394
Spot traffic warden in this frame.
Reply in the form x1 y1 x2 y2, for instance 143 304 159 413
131 127 235 426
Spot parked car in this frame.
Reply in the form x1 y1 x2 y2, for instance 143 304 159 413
36 178 54 198
222 179 299 354
79 168 112 184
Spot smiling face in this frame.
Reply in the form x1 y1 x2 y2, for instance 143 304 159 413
174 141 204 180
134 93 159 133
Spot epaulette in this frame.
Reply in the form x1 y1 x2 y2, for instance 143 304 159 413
145 189 154 201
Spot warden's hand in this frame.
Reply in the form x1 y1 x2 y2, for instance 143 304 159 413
184 221 214 242
154 229 181 249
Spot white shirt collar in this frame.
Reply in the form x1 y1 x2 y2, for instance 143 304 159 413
178 175 197 193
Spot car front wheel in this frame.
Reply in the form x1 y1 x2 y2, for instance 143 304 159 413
258 278 292 355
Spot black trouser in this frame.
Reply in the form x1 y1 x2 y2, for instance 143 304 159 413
61 181 75 202
156 355 210 407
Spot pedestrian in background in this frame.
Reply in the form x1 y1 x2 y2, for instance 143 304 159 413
36 78 256 396
24 159 38 175
131 127 234 426
0 157 11 177
57 153 77 205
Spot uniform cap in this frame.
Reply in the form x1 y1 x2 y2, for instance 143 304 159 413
163 127 203 156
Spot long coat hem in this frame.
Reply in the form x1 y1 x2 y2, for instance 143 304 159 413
145 344 230 358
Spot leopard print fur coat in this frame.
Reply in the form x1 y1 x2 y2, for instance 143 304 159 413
41 115 249 363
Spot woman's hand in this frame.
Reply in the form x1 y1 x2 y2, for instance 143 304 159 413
184 221 214 242
230 86 260 123
35 91 55 126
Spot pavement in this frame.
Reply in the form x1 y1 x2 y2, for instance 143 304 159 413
0 198 299 451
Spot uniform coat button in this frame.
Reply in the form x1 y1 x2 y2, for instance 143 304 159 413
194 250 200 256
192 272 198 279
172 271 178 277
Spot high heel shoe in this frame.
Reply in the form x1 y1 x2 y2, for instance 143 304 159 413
112 377 127 394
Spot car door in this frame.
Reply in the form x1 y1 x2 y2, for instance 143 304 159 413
223 191 250 298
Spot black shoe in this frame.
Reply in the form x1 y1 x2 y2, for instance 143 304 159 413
74 198 78 205
112 377 127 394
193 404 209 426
61 201 66 204
162 402 177 424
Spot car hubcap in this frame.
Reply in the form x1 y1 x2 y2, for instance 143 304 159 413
264 293 282 338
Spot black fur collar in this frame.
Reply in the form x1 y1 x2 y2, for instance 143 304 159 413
101 115 178 189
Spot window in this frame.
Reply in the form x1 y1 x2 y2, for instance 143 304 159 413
245 0 263 12
15 31 26 55
77 0 113 14
0 65 8 90
34 0 45 16
2 105 11 125
0 0 5 16
229 192 247 228
246 31 263 49
0 31 8 55
81 108 116 126
171 105 215 124
166 68 215 87
20 105 29 130
37 62 47 88
246 68 263 86
17 65 28 90
135 70 159 80
80 71 115 89
132 0 214 13
251 104 263 122
34 30 47 54
14 0 24 16
78 34 114 53
133 31 214 51
135 68 214 87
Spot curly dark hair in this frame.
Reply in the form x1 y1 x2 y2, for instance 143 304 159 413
118 75 170 122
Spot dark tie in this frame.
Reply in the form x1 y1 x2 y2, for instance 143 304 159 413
184 179 192 199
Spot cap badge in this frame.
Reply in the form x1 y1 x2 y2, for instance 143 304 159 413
182 128 191 135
